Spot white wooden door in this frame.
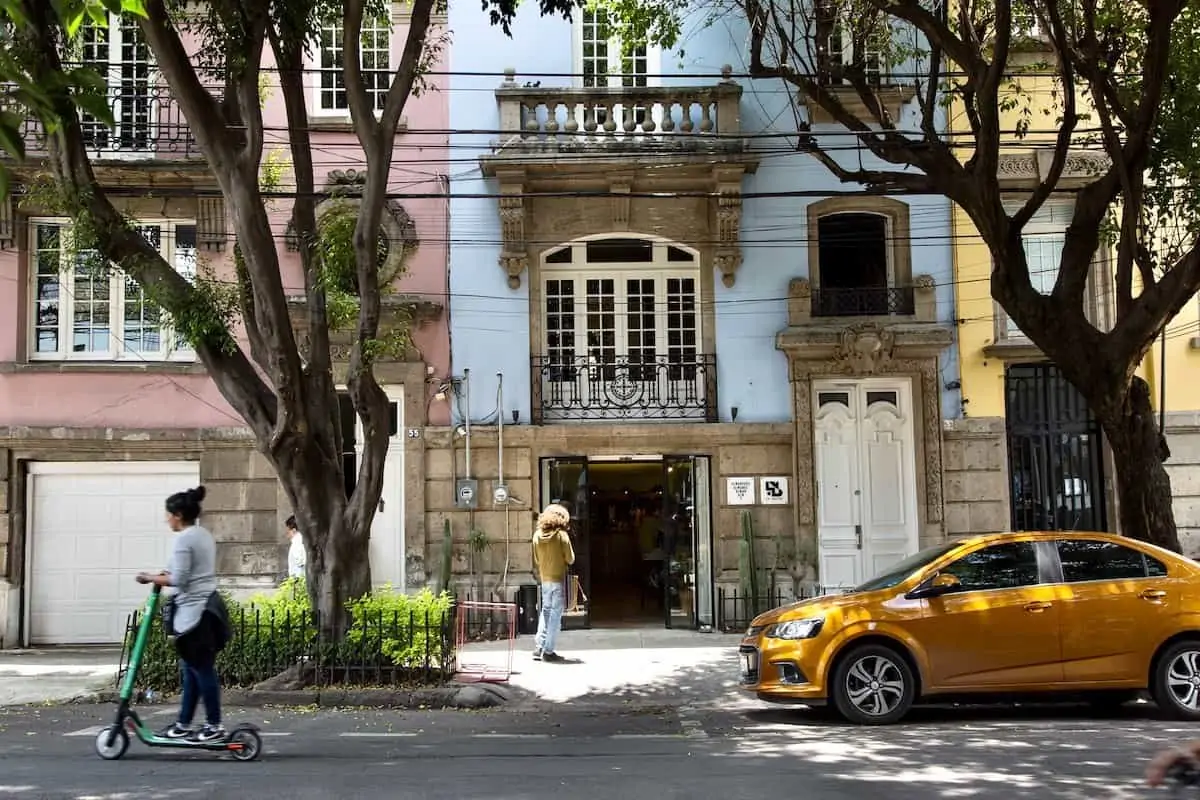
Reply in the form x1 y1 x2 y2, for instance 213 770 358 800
353 386 406 592
814 379 919 589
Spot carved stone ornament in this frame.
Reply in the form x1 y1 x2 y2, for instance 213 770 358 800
496 170 528 289
836 324 897 374
315 170 420 286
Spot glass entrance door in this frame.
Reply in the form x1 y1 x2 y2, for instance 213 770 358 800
539 457 591 630
661 456 715 629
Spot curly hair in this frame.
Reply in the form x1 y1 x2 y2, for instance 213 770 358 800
537 503 571 532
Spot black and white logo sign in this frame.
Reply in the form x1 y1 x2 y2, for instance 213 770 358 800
760 476 789 506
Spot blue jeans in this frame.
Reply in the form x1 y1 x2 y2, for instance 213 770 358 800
178 659 221 726
535 580 565 655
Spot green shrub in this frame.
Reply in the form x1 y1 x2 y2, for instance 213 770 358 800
124 581 456 694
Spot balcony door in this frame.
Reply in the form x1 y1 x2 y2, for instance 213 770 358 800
536 237 709 422
79 12 156 156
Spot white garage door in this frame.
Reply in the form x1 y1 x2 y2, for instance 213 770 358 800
26 461 202 645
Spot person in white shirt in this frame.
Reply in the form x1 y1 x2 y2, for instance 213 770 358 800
285 515 306 581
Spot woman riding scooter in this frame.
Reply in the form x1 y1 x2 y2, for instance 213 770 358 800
135 485 226 743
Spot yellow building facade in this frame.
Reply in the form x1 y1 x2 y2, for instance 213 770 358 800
948 49 1200 551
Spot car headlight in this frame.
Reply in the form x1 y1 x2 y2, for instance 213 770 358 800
765 617 824 640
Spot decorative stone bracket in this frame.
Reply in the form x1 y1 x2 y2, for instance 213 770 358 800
610 173 633 230
712 165 746 288
496 169 528 289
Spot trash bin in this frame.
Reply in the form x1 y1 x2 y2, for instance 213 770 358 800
516 585 539 635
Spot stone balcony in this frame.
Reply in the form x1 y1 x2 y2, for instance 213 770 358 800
479 66 754 180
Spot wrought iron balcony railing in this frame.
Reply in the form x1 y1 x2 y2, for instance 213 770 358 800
531 354 718 424
7 84 201 161
811 286 916 317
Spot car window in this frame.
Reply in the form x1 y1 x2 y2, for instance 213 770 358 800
1056 539 1160 582
939 541 1040 592
853 541 964 593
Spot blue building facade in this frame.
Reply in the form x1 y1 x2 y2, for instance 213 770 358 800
440 1 959 629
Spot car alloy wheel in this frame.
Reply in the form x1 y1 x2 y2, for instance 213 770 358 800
1158 642 1200 719
832 643 916 725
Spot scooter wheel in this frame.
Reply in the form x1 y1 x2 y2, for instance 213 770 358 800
227 727 262 762
94 725 129 761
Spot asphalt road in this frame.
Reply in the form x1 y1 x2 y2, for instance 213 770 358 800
0 701 1190 799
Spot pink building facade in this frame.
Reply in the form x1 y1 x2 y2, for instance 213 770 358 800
0 9 449 646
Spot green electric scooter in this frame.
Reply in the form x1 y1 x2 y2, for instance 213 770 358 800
94 584 262 762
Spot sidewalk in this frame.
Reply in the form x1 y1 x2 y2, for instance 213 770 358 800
0 648 120 706
459 628 756 712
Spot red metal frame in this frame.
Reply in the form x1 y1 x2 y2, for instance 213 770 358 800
455 601 517 683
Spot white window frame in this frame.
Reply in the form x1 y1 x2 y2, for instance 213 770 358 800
540 239 702 363
310 7 395 119
27 218 198 363
78 12 158 160
996 197 1075 339
571 6 662 89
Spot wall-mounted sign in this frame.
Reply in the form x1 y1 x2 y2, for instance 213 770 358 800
407 428 421 439
760 476 789 505
726 477 755 506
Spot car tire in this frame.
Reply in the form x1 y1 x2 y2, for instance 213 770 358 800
1154 640 1200 721
830 643 916 725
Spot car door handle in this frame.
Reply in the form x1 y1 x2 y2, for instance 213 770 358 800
1140 589 1168 600
1024 601 1052 612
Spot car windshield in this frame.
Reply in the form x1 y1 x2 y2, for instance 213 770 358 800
852 541 965 593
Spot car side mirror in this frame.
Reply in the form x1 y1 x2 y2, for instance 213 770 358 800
906 572 962 600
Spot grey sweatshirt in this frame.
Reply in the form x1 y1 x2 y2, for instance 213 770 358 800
166 525 218 635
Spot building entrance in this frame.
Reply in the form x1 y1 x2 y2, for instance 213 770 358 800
539 455 714 630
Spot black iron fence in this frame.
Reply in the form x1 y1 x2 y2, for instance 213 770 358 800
531 353 718 423
118 604 456 693
812 286 916 317
717 584 854 633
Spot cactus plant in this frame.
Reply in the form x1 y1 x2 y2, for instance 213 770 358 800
739 510 762 615
437 518 453 594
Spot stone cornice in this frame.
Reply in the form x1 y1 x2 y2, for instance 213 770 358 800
998 149 1110 188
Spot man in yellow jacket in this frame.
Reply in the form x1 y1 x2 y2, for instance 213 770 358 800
532 503 576 662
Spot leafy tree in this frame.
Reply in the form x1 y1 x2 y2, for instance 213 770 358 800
599 0 1200 551
0 0 577 634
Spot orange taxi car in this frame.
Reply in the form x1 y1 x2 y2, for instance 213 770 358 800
740 531 1200 724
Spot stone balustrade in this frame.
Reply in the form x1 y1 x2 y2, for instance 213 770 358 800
493 66 744 153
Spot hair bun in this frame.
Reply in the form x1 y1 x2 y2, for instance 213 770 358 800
189 485 207 503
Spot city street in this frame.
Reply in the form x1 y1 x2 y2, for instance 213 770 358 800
0 700 1187 799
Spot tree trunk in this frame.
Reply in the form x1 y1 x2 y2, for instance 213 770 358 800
1099 377 1181 552
276 445 372 638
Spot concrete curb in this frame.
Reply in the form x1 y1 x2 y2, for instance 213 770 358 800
64 681 518 710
